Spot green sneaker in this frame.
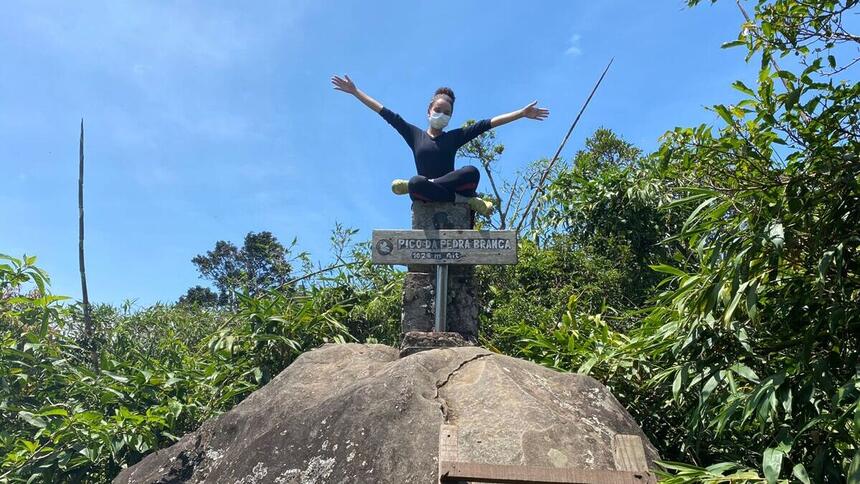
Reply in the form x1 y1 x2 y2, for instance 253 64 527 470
468 197 494 216
391 179 409 195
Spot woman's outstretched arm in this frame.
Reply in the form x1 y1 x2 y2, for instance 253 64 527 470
334 74 416 145
331 74 383 113
490 101 550 128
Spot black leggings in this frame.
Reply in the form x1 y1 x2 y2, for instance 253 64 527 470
408 165 480 202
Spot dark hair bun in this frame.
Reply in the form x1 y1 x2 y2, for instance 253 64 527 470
434 87 455 104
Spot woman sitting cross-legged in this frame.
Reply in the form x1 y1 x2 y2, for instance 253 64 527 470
331 74 549 215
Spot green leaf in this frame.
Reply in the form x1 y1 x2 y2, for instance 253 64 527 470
721 40 746 49
138 369 153 383
102 386 125 399
713 105 734 126
164 376 182 387
723 281 750 325
731 80 756 97
746 281 759 321
649 264 687 278
577 356 598 375
18 411 47 428
762 447 783 484
37 408 68 417
662 190 714 209
792 463 811 484
683 196 718 233
768 223 784 249
706 462 740 474
729 363 760 383
848 449 860 484
167 400 183 418
672 366 686 400
657 460 709 473
22 440 39 453
79 446 99 462
784 89 802 111
818 250 833 281
701 373 721 403
39 314 50 339
73 410 103 423
102 370 129 383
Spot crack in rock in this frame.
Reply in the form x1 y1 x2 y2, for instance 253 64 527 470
433 352 491 421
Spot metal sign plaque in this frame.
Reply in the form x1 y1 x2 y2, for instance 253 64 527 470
371 230 518 265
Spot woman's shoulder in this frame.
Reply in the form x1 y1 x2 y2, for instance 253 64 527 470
381 107 421 129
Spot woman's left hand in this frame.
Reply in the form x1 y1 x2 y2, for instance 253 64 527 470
520 101 549 121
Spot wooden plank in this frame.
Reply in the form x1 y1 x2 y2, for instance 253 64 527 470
371 229 517 265
439 424 459 464
439 461 655 484
612 434 649 473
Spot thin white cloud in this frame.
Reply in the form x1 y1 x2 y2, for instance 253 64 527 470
19 3 253 69
12 2 313 143
132 161 177 187
565 34 583 56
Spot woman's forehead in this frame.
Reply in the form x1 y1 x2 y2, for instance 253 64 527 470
430 98 452 112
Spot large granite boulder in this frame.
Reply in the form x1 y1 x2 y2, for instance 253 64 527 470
114 344 657 484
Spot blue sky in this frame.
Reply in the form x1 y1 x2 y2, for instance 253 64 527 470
2 1 758 306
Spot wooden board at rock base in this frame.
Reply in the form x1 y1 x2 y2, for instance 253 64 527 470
372 230 517 265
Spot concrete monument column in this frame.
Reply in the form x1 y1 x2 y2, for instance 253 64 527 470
400 202 479 342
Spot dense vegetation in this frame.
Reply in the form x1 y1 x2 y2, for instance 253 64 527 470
2 0 857 482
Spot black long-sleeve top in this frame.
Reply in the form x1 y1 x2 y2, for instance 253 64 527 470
379 107 492 179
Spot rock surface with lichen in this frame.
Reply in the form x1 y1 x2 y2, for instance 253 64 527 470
113 343 656 484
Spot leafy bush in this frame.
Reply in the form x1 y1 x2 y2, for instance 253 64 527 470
492 1 859 481
0 254 357 482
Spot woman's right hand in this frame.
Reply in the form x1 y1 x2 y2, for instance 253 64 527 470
332 74 383 113
331 74 357 95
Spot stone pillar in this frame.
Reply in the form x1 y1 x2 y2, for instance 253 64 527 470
400 202 479 342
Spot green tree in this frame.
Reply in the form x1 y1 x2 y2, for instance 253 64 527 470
478 129 670 354
457 120 510 229
458 120 561 231
644 0 859 481
542 128 683 307
189 231 297 307
489 1 858 481
177 285 219 307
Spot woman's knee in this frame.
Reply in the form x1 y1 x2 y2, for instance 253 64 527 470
461 165 480 181
408 175 428 190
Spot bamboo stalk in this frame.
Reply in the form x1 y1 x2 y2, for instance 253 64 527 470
78 119 96 369
515 58 614 234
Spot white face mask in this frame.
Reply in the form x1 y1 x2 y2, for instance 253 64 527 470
429 111 451 130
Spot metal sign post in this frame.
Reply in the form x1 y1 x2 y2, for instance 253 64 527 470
371 228 517 337
434 264 448 332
